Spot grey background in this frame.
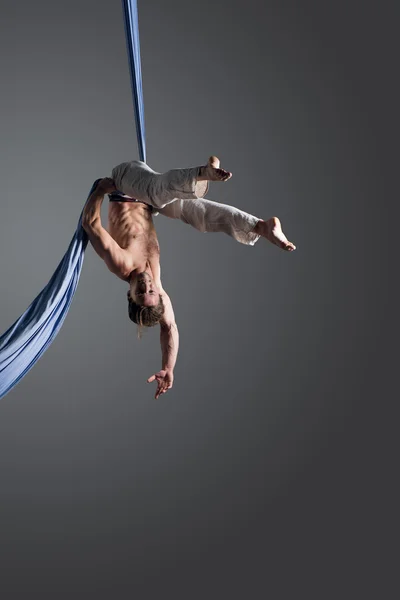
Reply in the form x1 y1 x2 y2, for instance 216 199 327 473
0 0 398 598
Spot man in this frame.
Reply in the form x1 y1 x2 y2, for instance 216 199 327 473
82 156 295 399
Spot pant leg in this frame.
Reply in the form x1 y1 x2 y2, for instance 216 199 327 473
157 197 261 246
111 161 209 209
153 167 209 205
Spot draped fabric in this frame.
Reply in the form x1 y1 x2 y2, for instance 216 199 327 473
0 0 146 399
0 182 98 399
122 0 146 163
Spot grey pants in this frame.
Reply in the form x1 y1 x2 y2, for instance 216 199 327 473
111 160 261 246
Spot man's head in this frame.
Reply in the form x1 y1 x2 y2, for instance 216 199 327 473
128 272 164 327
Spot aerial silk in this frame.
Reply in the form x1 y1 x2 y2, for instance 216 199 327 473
0 186 93 399
122 0 146 162
0 0 145 399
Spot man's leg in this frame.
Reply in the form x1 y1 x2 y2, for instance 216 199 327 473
150 156 232 206
158 196 296 250
111 157 232 210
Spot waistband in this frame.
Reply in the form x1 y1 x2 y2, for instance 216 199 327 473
109 192 138 202
108 193 154 213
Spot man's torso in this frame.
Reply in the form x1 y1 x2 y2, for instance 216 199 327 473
107 200 160 277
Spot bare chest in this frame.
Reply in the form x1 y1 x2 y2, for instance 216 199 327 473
107 202 159 254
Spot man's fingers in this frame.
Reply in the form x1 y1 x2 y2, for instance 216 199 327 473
104 177 116 189
155 388 165 399
155 386 168 399
148 373 172 399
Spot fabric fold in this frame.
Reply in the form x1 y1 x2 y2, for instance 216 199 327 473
0 182 99 399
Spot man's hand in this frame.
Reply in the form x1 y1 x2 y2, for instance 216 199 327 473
97 177 117 195
147 369 174 399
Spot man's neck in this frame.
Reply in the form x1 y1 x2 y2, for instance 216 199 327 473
128 266 153 284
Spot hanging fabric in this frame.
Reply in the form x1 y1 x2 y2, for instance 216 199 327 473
0 183 97 399
122 0 146 163
0 0 146 399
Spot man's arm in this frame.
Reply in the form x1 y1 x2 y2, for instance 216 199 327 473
147 289 179 399
82 178 114 224
82 179 131 278
160 291 179 372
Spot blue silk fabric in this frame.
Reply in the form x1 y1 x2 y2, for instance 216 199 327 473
0 0 146 399
122 0 146 163
0 183 99 399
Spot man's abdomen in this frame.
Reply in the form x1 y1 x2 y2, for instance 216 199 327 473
107 201 157 251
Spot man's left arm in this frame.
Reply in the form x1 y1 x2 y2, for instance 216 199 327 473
147 291 179 399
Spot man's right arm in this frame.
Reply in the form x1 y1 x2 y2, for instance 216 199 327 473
147 290 179 399
160 291 179 373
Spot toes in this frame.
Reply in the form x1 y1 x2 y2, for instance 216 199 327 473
205 166 232 181
216 168 232 181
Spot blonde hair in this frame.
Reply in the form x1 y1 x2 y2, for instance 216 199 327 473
127 291 165 338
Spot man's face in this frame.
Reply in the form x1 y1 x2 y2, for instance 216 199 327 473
130 272 160 307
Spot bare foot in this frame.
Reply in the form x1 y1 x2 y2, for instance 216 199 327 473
256 217 296 251
197 156 232 182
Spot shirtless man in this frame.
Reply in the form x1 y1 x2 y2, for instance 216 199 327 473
82 156 295 399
